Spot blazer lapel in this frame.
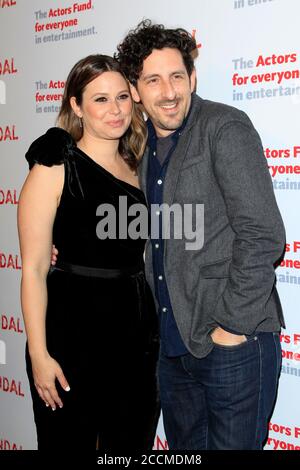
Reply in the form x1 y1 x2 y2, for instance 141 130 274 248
163 94 203 206
138 94 203 207
163 129 192 207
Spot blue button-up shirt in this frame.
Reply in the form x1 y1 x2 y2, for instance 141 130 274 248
146 119 188 357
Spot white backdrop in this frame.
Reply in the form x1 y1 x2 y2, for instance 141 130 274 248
0 0 299 451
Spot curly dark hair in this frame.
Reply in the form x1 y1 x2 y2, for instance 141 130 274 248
115 19 197 86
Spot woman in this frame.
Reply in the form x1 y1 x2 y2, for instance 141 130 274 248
18 55 159 451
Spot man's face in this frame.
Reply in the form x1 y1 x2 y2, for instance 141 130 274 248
131 48 196 138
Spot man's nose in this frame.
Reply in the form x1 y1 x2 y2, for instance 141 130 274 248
161 80 176 100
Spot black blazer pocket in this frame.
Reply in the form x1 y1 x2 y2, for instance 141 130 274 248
200 256 231 279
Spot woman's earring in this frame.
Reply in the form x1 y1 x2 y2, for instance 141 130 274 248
79 116 83 128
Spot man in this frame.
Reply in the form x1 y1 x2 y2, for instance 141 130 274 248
115 20 285 450
52 20 285 449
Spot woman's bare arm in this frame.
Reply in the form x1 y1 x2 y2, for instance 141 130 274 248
18 163 69 410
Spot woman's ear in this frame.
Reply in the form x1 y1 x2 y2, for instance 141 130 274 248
70 96 82 118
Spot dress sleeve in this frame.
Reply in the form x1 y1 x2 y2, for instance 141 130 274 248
25 127 75 170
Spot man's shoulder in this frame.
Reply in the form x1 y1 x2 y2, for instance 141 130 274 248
192 94 252 129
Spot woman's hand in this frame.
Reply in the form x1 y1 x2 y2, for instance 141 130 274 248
31 353 70 410
51 244 58 266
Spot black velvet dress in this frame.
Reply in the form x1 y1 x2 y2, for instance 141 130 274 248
24 128 160 451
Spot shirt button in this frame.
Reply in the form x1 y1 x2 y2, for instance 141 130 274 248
162 307 168 313
158 275 163 281
153 151 156 156
155 243 159 249
157 179 163 185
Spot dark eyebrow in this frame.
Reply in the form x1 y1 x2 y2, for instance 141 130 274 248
141 74 160 81
91 89 129 98
142 70 186 81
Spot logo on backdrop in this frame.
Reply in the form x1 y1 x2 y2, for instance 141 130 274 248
0 125 19 141
265 332 300 450
0 439 22 450
35 79 65 114
191 29 202 50
0 314 24 366
0 0 16 8
280 332 300 375
265 146 300 191
0 57 17 76
1 313 23 334
0 57 18 105
234 0 275 10
154 435 169 450
0 376 25 397
34 1 97 45
277 241 300 286
231 52 300 103
0 252 22 270
0 188 19 205
267 421 300 450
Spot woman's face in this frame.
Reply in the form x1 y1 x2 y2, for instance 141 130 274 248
72 71 132 141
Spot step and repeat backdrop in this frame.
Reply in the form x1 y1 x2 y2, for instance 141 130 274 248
0 0 299 450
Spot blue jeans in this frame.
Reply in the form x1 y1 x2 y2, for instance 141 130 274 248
158 332 281 450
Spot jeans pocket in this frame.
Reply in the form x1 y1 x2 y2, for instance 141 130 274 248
212 335 257 351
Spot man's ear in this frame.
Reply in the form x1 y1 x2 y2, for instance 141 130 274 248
190 68 196 93
70 96 82 118
129 83 141 103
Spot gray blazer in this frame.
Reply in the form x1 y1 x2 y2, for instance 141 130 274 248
138 94 285 358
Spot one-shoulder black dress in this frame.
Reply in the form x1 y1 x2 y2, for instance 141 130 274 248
24 128 160 451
